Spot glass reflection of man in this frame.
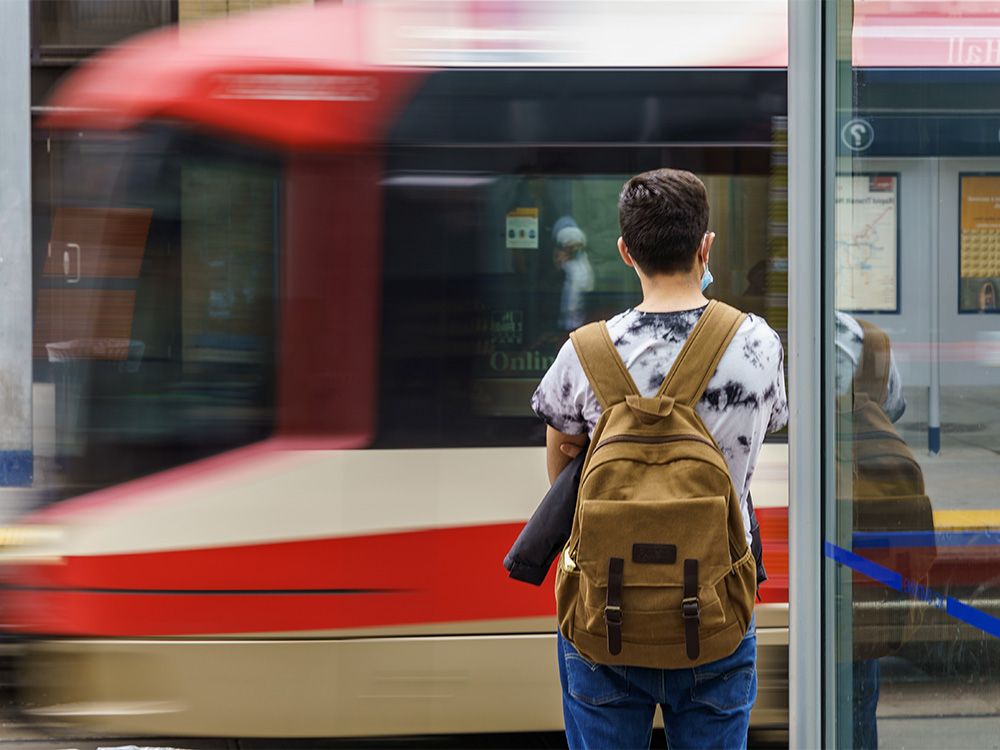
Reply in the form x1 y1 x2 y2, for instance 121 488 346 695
554 223 595 330
836 312 904 750
837 311 935 750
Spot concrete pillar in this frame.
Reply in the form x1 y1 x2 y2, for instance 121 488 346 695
0 0 33 486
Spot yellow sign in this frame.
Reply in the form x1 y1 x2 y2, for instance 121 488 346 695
961 176 1000 279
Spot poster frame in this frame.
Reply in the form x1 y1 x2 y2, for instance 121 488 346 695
834 171 901 315
958 172 1000 315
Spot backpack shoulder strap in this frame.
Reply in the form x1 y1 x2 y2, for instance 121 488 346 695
854 319 891 405
570 321 640 410
658 300 748 406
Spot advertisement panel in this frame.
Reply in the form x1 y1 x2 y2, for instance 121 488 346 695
960 174 1000 313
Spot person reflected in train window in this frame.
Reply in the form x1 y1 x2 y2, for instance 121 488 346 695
553 223 595 331
531 169 788 750
506 172 569 347
743 258 769 297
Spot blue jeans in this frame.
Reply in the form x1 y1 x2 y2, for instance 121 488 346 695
557 618 757 750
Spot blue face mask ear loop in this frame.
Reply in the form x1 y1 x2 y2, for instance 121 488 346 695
701 264 715 292
700 234 714 291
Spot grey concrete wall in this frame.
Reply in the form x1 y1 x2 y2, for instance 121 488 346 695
0 0 33 486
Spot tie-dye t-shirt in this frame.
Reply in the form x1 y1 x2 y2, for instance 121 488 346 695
530 305 788 547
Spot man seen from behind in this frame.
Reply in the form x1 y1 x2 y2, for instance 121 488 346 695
531 169 788 750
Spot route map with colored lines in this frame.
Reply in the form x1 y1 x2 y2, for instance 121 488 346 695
835 174 898 312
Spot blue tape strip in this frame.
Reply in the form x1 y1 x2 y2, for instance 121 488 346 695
825 541 903 591
0 451 32 487
947 597 1000 639
825 540 1000 640
853 530 1000 549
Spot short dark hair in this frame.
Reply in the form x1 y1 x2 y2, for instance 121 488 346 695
618 169 709 274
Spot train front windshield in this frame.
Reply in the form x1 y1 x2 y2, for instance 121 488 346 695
34 129 279 496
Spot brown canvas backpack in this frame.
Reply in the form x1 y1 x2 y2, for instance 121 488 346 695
555 300 757 668
841 319 936 660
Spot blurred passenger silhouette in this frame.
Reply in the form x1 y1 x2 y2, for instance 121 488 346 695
552 221 594 330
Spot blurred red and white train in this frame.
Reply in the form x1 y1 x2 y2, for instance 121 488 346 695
1 0 997 739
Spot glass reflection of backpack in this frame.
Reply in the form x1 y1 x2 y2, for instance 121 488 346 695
840 319 936 661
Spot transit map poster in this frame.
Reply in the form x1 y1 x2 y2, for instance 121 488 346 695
960 175 1000 312
835 174 899 313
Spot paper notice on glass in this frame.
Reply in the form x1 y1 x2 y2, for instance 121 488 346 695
506 207 539 249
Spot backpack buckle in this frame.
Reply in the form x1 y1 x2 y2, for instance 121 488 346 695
604 605 622 625
682 596 700 623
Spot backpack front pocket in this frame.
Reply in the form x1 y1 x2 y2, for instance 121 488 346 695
575 497 734 637
577 497 732 585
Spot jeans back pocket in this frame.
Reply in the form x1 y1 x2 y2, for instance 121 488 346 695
562 642 630 706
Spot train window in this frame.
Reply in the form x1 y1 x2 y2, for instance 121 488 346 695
35 130 279 493
377 162 782 448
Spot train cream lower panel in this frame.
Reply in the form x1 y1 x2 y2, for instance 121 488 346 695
21 607 788 737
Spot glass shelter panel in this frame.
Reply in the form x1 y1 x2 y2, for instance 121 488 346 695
825 3 1000 747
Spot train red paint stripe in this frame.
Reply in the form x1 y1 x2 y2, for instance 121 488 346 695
13 501 986 638
1 512 791 636
11 512 793 593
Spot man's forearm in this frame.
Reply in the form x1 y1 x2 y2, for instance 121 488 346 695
546 426 587 485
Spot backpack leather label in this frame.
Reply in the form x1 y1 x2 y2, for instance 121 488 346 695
632 543 677 564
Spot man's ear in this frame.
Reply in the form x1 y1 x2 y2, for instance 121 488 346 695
617 236 635 268
700 232 716 266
